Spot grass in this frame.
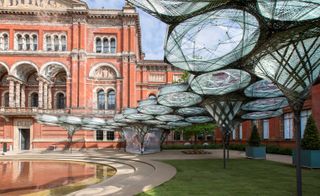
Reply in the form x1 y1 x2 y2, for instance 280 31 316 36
138 159 320 196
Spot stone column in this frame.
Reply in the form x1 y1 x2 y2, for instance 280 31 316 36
21 85 25 108
48 85 52 109
43 82 48 109
116 80 121 112
9 80 15 108
15 83 21 108
38 80 43 108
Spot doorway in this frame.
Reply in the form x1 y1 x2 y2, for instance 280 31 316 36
20 129 30 150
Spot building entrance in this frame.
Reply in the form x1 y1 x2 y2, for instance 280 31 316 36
20 129 30 150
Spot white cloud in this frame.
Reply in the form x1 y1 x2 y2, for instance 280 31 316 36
84 0 166 60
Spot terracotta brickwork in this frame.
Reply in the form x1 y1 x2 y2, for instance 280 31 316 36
0 1 183 151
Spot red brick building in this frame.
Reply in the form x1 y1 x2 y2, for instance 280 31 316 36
0 0 183 151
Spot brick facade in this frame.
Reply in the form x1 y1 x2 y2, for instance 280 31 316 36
0 1 183 151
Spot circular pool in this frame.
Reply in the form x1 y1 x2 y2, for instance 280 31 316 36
0 160 116 196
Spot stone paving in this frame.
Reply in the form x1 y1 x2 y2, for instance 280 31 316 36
0 149 292 195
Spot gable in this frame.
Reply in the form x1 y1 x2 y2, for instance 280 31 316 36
0 0 88 10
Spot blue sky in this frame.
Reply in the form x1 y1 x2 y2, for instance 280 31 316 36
85 0 167 60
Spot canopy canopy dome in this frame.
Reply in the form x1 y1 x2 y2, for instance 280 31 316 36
168 121 192 127
245 80 284 98
242 110 283 120
59 116 82 125
176 107 207 116
138 98 158 107
138 105 173 115
190 69 251 95
126 113 154 121
158 83 189 96
185 116 213 124
257 0 320 21
165 8 260 73
241 97 289 111
156 115 184 122
158 91 203 107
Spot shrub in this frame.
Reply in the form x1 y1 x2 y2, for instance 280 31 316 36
266 145 292 155
248 125 261 147
301 115 320 150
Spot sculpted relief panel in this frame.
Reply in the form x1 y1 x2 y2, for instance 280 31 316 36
94 66 116 80
0 0 68 9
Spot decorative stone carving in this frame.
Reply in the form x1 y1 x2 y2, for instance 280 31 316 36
149 74 165 82
94 66 116 80
0 0 68 9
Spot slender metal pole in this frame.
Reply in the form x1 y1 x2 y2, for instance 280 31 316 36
293 109 302 196
222 127 226 169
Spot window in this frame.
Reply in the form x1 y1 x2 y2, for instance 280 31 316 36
54 35 59 51
284 113 293 139
174 131 181 140
103 38 109 53
110 38 116 53
4 92 9 107
239 124 243 140
17 34 23 50
56 93 65 109
32 35 37 51
61 35 66 51
96 38 102 53
96 130 104 141
232 128 236 140
107 131 115 140
95 36 117 53
0 33 9 51
25 34 31 50
97 90 105 110
263 119 269 139
107 90 116 110
301 110 312 138
30 93 38 107
46 35 52 51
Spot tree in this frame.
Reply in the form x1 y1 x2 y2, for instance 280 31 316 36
301 115 320 150
248 125 261 147
174 71 190 83
175 123 216 149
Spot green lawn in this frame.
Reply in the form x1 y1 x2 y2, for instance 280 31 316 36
138 159 320 196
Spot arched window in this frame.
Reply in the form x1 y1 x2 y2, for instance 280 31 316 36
25 34 30 50
61 35 66 51
103 38 109 53
1 33 8 51
46 35 52 51
4 92 9 107
96 38 102 53
17 34 23 50
32 34 37 51
56 93 65 109
97 90 105 110
110 38 116 53
107 90 116 110
31 93 38 107
54 35 59 51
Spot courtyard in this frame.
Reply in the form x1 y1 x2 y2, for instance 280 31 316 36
2 149 319 195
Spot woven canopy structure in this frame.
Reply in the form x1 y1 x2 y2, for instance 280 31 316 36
127 1 320 185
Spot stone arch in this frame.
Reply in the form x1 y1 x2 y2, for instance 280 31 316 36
89 63 120 79
40 61 70 80
0 62 9 73
10 61 39 81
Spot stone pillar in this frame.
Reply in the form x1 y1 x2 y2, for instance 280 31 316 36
48 85 52 109
9 80 15 108
38 80 43 108
116 79 121 112
21 85 25 108
43 82 48 109
15 83 21 108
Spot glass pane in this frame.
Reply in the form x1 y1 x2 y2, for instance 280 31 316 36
96 130 104 141
96 38 102 53
110 38 116 53
106 131 115 140
107 90 115 110
97 90 105 110
103 38 109 53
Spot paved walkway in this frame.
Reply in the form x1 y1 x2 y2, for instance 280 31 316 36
0 149 292 195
